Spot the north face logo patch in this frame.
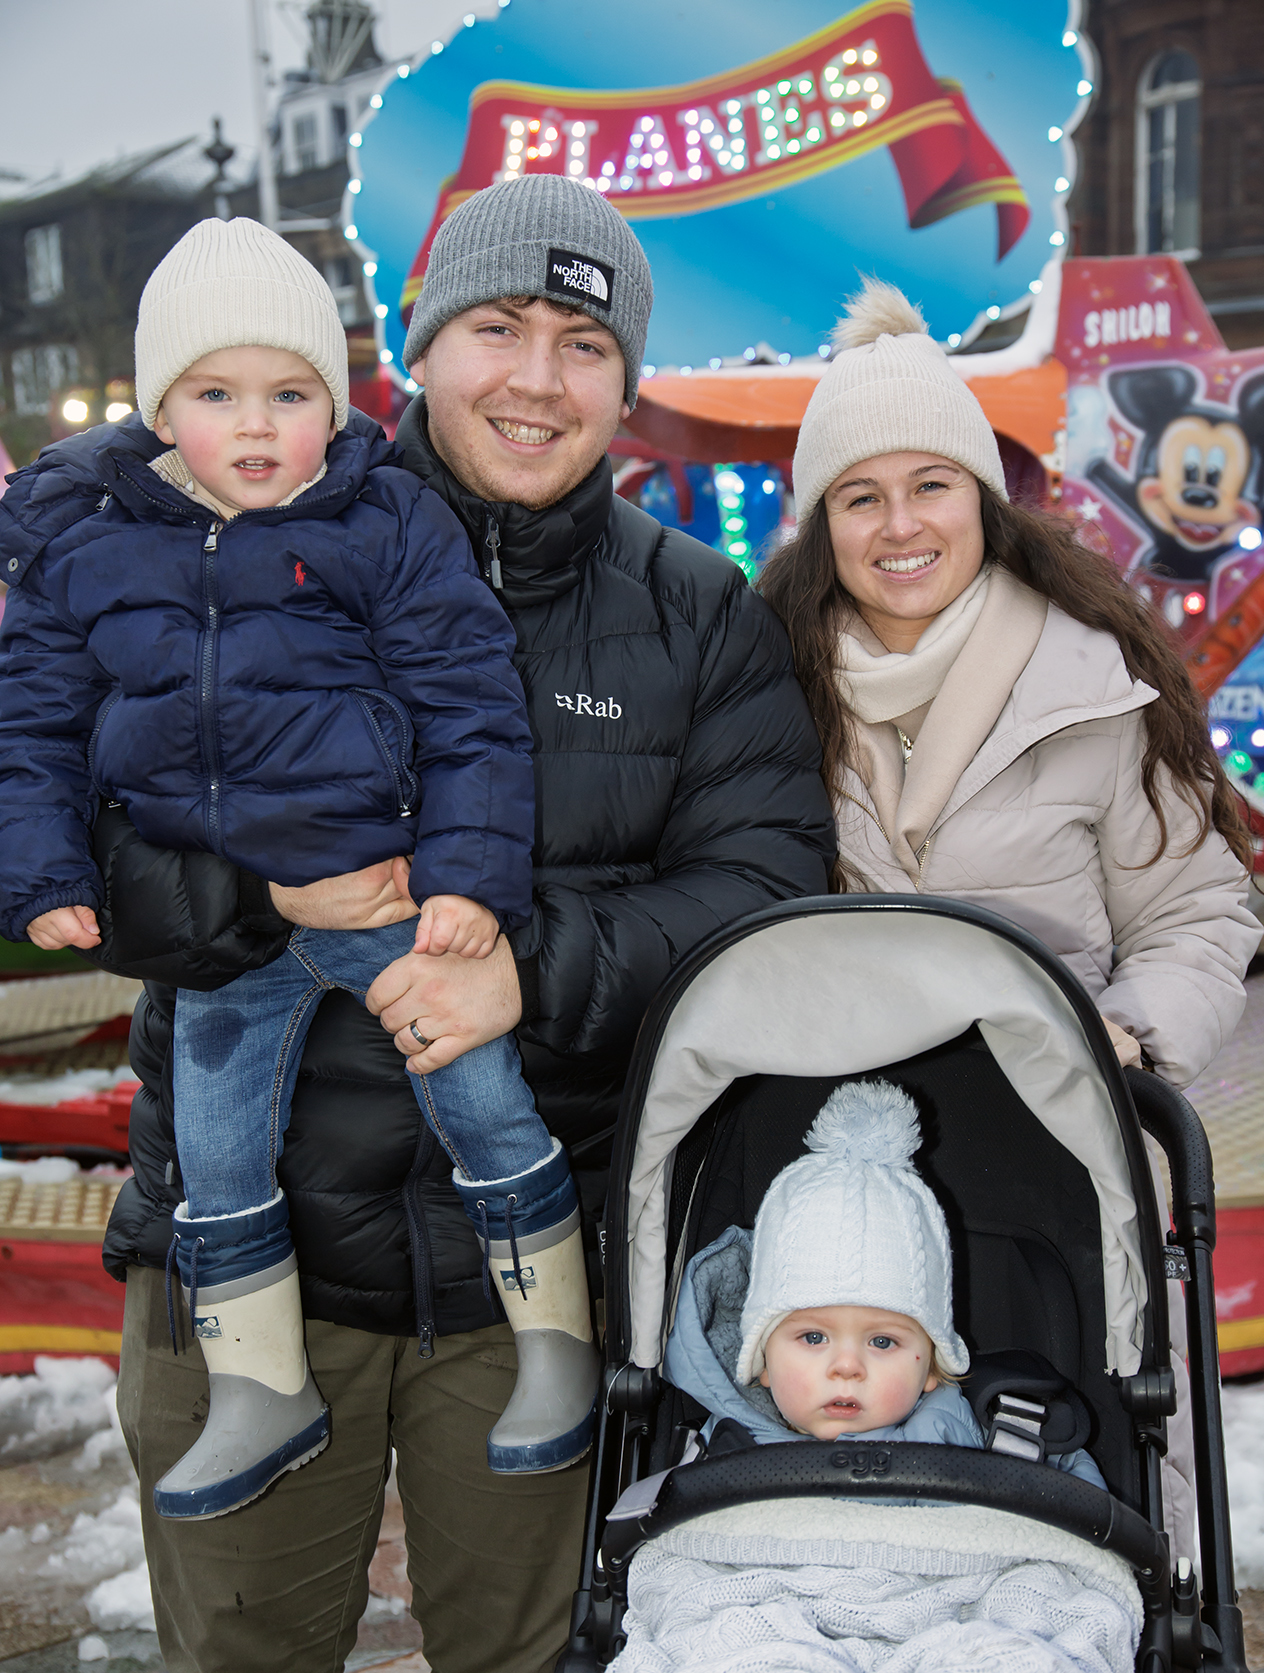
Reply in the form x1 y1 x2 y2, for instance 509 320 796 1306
193 1314 223 1339
546 248 614 310
501 1264 537 1294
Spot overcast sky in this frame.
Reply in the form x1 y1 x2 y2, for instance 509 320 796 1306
0 0 479 187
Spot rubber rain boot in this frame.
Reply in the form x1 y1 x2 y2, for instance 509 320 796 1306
153 1194 330 1520
453 1139 600 1473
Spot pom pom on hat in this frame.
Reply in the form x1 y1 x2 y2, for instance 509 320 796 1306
831 277 928 352
803 1074 921 1165
735 1079 969 1387
792 276 1006 525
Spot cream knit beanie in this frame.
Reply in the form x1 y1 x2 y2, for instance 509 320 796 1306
793 279 1006 526
135 218 349 430
736 1079 969 1386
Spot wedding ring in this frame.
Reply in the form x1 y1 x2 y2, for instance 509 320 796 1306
409 1021 430 1048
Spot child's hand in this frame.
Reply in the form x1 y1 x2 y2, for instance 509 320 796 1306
26 904 101 950
413 896 499 959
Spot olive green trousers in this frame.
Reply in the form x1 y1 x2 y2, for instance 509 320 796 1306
116 1265 590 1673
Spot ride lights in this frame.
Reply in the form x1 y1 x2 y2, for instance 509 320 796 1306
1210 726 1232 750
1240 527 1263 551
62 398 89 424
714 466 755 578
105 402 132 422
1227 750 1254 777
1183 591 1206 615
1252 728 1264 749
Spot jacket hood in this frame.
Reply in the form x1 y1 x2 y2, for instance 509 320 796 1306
0 408 390 587
393 394 612 610
664 1225 795 1444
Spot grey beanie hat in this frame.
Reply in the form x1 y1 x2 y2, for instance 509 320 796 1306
402 175 653 407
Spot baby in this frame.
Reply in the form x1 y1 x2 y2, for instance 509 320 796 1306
667 1076 1105 1473
609 1083 1136 1672
0 218 597 1520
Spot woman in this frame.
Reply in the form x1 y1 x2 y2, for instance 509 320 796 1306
760 280 1260 1565
760 279 1259 1092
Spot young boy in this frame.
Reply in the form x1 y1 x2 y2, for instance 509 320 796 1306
0 218 598 1519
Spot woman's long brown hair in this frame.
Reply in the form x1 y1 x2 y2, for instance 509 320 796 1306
757 484 1252 881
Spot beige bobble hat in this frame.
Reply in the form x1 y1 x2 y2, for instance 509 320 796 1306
135 218 349 430
793 278 1007 526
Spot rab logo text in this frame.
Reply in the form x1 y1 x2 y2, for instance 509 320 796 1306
294 561 306 586
556 691 622 718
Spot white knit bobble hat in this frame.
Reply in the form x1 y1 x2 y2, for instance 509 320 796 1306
736 1079 969 1386
792 278 1007 527
135 218 349 430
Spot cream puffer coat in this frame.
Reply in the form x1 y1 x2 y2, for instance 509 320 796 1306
835 603 1261 1089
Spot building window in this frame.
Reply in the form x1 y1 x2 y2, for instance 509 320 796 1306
293 112 319 173
11 344 79 415
324 257 361 326
331 104 348 143
1136 50 1201 255
25 224 64 305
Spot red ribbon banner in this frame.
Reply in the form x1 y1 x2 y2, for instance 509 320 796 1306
399 0 1029 319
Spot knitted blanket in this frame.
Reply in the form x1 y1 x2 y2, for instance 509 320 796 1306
609 1499 1143 1673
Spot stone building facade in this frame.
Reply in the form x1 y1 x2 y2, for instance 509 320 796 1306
1073 0 1264 348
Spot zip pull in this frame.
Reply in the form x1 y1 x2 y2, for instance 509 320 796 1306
485 518 503 590
96 493 112 513
203 521 223 552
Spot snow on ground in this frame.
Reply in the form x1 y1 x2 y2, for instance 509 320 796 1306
0 1354 119 1463
1222 1381 1264 1587
0 1063 136 1106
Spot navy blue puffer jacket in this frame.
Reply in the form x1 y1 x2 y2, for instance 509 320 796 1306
0 413 534 942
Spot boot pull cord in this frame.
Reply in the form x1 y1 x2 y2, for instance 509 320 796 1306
164 1234 180 1356
503 1194 526 1302
476 1199 493 1301
473 1194 527 1303
188 1237 204 1338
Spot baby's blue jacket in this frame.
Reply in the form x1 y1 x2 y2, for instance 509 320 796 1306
664 1224 1107 1490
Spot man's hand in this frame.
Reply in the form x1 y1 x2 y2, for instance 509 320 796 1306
270 855 419 929
367 935 523 1072
27 904 101 950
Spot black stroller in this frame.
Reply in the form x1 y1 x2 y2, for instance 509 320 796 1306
559 896 1247 1673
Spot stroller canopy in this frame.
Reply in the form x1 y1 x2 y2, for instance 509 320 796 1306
622 900 1149 1377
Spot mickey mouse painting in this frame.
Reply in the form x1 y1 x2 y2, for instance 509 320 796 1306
1089 366 1264 581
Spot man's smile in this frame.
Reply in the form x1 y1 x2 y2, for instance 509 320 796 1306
489 418 561 447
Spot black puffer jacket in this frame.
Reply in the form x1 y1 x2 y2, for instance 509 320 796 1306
101 400 836 1343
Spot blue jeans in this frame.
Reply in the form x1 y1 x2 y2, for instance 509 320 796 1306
173 921 552 1219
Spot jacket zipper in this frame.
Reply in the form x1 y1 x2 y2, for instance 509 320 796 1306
351 688 419 816
402 1125 438 1357
842 790 932 888
201 522 225 854
87 691 123 786
483 516 503 590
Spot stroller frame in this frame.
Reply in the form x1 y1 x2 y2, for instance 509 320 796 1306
559 896 1248 1673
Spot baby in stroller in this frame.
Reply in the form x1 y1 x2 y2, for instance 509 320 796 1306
610 1079 1143 1672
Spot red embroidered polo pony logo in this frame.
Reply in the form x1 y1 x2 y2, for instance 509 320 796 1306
294 561 306 586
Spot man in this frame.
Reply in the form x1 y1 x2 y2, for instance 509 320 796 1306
83 176 835 1671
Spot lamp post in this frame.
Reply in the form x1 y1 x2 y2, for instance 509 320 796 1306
203 118 236 220
249 0 280 230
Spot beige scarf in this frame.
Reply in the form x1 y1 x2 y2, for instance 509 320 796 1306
837 565 1048 881
149 447 328 518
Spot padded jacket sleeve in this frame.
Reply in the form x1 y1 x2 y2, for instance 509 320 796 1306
0 567 110 941
1095 714 1261 1087
515 564 836 1060
370 489 534 930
